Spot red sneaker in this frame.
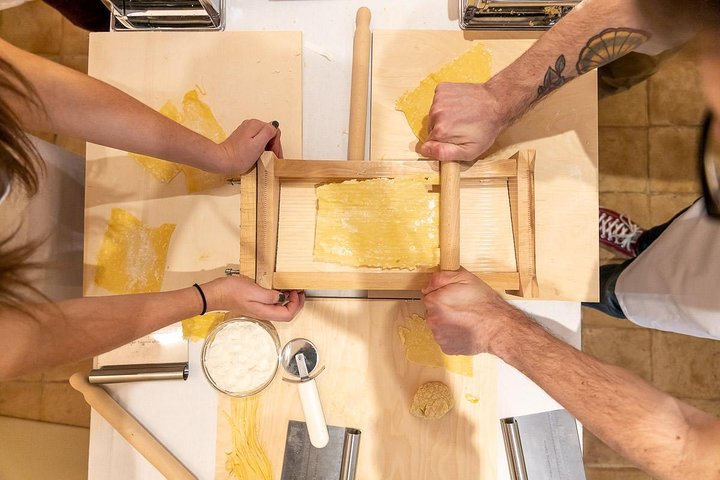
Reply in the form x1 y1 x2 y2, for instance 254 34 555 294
599 207 645 258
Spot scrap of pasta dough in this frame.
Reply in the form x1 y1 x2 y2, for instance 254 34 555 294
225 396 273 480
314 175 439 269
94 208 176 294
464 393 481 404
130 89 227 192
398 314 473 377
182 312 226 342
396 42 492 142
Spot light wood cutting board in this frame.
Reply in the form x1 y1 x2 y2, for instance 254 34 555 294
84 31 302 295
215 299 497 480
371 31 599 301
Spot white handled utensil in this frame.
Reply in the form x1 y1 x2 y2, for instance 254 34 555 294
281 338 329 448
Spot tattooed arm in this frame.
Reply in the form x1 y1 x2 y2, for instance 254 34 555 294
420 0 712 161
422 269 720 479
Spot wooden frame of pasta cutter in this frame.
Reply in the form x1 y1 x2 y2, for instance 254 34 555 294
240 150 538 298
237 7 537 298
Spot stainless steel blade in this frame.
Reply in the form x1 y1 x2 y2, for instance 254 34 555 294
501 409 585 480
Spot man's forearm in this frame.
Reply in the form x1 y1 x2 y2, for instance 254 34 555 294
486 0 699 125
493 310 720 479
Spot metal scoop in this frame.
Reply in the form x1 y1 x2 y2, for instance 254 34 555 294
280 338 329 448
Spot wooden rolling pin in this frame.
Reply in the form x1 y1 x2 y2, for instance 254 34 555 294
440 161 461 270
347 6 372 161
69 372 197 480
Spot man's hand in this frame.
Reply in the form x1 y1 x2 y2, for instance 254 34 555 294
213 119 283 174
419 83 509 162
202 276 304 322
421 268 521 355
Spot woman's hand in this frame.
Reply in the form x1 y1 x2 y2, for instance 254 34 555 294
210 119 283 174
202 275 304 322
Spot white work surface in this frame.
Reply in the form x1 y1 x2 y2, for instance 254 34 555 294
88 1 587 479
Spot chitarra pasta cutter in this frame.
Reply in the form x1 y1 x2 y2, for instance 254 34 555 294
229 6 537 299
242 7 538 299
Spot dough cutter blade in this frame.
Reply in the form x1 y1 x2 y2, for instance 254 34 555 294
280 420 361 480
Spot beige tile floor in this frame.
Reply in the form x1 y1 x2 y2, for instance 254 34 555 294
586 39 719 480
1 2 719 479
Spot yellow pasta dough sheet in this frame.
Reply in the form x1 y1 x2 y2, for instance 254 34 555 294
396 42 492 142
182 312 226 342
94 208 176 294
314 175 439 269
130 89 228 192
398 313 473 377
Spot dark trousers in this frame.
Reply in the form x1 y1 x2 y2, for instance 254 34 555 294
583 206 691 318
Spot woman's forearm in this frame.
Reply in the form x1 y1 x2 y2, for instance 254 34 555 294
0 37 224 169
1 286 202 379
0 276 303 380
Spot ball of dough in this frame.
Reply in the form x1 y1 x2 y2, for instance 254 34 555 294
410 381 454 419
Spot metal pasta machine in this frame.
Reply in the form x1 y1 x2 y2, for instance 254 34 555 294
459 0 580 30
103 0 224 30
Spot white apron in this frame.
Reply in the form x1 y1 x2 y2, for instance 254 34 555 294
616 200 720 339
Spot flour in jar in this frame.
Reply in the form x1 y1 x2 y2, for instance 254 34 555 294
204 321 278 394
